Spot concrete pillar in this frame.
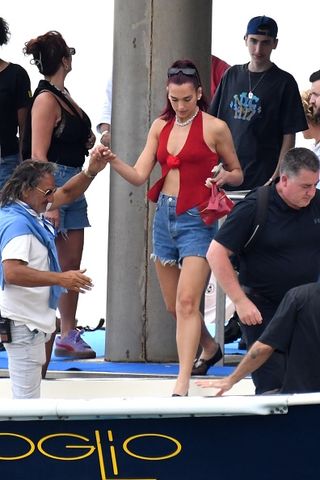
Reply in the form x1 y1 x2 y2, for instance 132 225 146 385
106 0 212 361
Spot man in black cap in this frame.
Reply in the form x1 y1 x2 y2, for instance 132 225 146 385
194 16 309 361
209 15 307 191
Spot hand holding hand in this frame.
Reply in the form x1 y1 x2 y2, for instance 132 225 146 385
101 147 117 164
86 144 111 175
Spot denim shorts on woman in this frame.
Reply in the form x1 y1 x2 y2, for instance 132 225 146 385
0 153 20 189
54 164 90 233
151 193 218 265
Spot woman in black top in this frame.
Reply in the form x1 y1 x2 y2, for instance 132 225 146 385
23 31 96 365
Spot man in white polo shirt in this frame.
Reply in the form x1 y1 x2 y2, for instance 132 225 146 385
0 145 107 398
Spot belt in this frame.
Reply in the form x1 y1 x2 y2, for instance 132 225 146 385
1 317 38 334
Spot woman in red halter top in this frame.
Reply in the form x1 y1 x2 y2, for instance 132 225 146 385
105 60 243 396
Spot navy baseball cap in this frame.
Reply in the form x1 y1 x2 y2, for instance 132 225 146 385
245 16 278 39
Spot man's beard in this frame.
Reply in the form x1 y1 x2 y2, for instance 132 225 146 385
314 108 320 123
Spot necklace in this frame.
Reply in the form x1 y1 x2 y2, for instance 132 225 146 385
47 80 68 95
248 70 267 99
175 107 199 127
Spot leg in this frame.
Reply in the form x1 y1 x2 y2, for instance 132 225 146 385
42 318 59 378
5 324 46 399
154 260 180 318
56 229 84 336
198 314 220 359
54 230 96 359
173 257 212 395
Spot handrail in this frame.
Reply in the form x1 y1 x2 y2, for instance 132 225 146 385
214 190 249 364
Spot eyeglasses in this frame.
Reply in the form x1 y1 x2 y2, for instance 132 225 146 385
68 47 76 56
35 186 57 197
167 67 197 77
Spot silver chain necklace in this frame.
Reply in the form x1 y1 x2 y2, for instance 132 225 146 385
175 107 199 127
248 70 267 99
48 81 68 96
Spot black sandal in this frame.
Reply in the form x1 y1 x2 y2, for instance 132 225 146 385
191 345 222 376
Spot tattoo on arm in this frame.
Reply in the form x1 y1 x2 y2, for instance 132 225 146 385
250 347 261 360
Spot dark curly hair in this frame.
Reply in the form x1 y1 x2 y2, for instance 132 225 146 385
0 17 10 46
23 30 70 75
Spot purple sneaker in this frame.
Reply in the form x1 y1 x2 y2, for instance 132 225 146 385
54 329 96 359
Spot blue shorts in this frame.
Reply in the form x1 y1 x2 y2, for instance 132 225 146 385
152 193 218 265
54 164 90 233
0 153 20 189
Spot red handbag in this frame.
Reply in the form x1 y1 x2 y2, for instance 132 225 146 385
199 183 234 225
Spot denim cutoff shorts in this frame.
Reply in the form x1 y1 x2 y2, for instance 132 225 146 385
151 192 218 265
54 164 90 233
0 153 20 189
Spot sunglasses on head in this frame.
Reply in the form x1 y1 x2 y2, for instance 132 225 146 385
167 67 197 77
35 186 57 197
68 47 76 56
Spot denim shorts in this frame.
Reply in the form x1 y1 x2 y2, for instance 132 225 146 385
54 164 90 233
152 193 218 265
0 153 20 189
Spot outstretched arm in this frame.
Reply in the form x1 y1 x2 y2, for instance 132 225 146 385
103 118 163 186
196 341 274 395
3 259 93 294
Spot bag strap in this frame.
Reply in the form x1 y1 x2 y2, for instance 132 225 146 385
243 184 270 251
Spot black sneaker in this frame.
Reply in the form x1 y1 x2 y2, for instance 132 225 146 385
224 314 241 343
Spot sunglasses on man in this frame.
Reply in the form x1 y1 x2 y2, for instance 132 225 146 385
35 186 57 197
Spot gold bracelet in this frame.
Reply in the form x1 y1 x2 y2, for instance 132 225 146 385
82 168 96 179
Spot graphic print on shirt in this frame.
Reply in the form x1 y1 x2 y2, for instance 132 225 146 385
229 91 262 121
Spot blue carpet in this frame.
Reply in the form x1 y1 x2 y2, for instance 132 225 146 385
0 330 245 376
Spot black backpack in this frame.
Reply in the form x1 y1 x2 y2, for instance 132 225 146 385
231 184 270 270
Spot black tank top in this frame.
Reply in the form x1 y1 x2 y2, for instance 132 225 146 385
22 80 91 167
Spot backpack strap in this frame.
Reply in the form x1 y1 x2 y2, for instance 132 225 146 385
243 185 270 251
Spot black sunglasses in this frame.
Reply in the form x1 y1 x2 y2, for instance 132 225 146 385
167 67 197 77
167 67 201 86
35 186 57 197
68 47 76 56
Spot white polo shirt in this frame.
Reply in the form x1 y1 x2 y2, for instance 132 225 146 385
0 233 56 333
